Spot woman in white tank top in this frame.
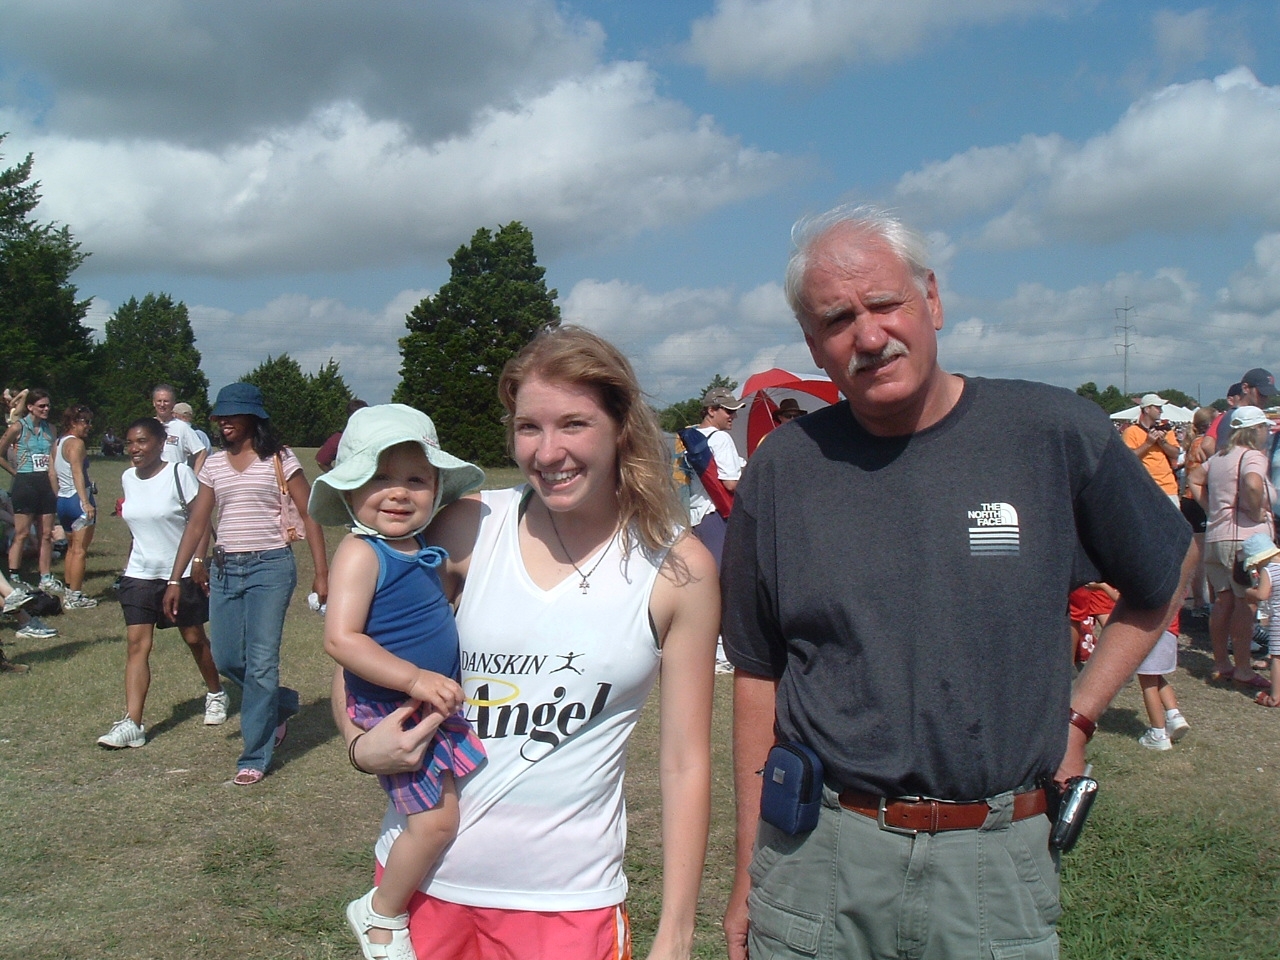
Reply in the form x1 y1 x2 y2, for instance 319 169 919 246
338 327 719 959
52 405 98 607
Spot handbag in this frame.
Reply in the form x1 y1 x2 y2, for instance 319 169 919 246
1232 555 1252 587
1228 451 1273 586
272 453 306 543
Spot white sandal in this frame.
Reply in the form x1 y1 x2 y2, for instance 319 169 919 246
345 888 415 960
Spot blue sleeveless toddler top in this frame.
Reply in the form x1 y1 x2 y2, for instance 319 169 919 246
344 535 461 703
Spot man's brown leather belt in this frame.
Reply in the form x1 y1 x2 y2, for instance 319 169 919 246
837 787 1047 835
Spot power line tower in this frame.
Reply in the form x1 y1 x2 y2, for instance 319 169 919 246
1114 299 1138 396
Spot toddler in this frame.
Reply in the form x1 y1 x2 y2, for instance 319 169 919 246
1134 608 1189 750
1243 532 1280 708
310 404 486 960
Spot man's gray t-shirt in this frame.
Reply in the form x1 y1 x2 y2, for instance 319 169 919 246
722 377 1190 800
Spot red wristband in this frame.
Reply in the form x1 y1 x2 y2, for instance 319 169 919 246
1068 708 1097 741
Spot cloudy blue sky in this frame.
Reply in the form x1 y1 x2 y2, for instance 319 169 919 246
2 0 1277 408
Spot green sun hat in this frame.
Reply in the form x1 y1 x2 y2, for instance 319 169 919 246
308 404 484 528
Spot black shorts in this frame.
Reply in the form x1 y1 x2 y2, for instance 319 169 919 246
1179 496 1207 535
10 472 57 516
118 576 209 629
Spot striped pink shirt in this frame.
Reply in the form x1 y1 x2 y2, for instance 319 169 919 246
199 448 303 553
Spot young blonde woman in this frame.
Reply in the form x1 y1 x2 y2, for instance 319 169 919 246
339 327 718 960
1200 405 1277 687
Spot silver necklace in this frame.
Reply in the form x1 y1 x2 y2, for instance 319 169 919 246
547 511 618 594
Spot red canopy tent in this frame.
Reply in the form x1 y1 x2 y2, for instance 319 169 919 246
730 369 841 457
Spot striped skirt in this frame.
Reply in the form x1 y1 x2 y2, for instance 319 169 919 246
347 693 486 815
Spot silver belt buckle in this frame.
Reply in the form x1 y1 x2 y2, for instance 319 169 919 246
877 796 920 836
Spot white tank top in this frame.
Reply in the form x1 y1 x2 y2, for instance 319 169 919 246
54 436 84 499
376 487 667 910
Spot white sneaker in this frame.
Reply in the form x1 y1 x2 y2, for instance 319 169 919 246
15 617 57 639
346 889 415 960
3 586 32 613
38 575 65 596
98 716 146 749
1166 713 1190 742
1138 729 1172 751
204 691 229 725
63 590 98 610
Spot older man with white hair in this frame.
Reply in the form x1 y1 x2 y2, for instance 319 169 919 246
152 384 207 473
721 204 1196 960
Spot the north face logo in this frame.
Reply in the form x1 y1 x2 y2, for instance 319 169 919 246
967 502 1020 556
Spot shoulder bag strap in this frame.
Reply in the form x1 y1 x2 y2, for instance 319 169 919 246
272 452 288 494
173 463 190 520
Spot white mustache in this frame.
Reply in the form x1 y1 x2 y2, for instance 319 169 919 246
850 338 909 373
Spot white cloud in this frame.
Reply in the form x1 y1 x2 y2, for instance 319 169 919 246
934 266 1270 398
5 61 785 275
895 135 1070 232
1153 8 1214 71
686 0 1085 81
893 69 1280 248
561 278 805 403
0 0 602 146
1214 233 1280 363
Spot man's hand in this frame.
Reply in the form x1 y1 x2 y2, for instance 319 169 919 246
1052 723 1089 789
724 875 751 960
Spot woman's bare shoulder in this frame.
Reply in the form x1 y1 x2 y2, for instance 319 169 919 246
653 532 717 603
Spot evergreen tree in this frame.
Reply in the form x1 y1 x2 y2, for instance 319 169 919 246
239 354 353 447
0 136 95 403
241 355 313 447
95 293 210 433
394 222 560 465
1075 382 1131 415
1153 387 1197 410
308 359 356 444
1078 382 1198 415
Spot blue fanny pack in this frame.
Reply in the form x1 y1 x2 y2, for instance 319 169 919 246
760 741 825 835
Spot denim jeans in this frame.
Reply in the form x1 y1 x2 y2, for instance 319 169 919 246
209 547 298 772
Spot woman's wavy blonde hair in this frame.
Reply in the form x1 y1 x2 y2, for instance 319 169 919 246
498 326 685 557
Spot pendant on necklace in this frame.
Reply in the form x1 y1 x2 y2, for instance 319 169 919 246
579 577 590 594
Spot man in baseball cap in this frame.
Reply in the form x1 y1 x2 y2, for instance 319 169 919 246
1122 394 1179 503
686 386 746 569
1241 368 1276 407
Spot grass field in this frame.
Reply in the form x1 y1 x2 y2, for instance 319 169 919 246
1 452 1278 958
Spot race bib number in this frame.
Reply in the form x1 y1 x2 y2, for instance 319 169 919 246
30 454 50 471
